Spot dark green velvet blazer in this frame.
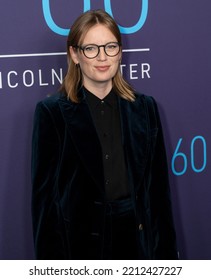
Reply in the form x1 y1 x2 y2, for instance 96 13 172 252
31 89 178 260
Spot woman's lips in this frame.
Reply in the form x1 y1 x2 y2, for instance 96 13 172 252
95 66 110 71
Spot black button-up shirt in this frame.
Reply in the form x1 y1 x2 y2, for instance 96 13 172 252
84 87 130 201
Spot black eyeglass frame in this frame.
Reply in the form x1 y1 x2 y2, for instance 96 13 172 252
73 42 122 59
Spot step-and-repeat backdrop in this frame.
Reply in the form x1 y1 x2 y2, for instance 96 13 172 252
0 0 210 259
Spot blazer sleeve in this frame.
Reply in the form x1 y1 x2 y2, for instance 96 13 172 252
148 97 178 259
31 101 66 259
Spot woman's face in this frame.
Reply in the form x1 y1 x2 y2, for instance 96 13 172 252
70 24 122 91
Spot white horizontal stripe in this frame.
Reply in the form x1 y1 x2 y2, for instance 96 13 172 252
122 48 150 52
0 48 150 58
0 52 66 58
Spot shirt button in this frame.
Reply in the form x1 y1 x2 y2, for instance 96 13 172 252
101 110 104 115
105 180 110 185
105 154 109 160
101 100 105 104
138 224 144 231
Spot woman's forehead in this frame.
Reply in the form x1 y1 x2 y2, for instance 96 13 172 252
81 24 117 45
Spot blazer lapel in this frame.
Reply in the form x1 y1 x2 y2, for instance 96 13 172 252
58 95 105 195
58 92 150 196
119 96 150 193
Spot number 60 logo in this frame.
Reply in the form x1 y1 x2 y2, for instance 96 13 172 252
171 136 207 176
42 0 148 35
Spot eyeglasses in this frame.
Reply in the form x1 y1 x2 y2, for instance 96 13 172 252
74 42 121 59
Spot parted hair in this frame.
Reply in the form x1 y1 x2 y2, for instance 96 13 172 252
60 9 135 103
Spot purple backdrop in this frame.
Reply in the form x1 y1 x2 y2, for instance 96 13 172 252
0 0 210 259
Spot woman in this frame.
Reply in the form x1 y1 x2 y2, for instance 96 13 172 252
31 9 178 259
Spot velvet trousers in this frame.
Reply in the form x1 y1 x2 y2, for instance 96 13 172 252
103 197 139 260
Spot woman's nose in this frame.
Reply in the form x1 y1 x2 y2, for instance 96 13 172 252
97 47 107 60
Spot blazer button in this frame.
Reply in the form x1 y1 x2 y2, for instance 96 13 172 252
138 224 144 231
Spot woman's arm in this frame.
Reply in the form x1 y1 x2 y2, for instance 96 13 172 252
31 101 65 259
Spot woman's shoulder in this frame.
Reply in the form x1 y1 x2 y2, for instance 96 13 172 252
34 92 69 122
34 92 69 128
36 91 74 113
126 92 157 111
37 91 64 107
134 92 156 104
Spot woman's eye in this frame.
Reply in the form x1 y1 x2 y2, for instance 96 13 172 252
106 44 118 50
108 45 116 49
85 46 96 52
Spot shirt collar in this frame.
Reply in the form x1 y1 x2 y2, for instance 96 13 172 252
83 87 118 110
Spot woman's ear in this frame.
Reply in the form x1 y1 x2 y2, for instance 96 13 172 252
69 46 79 65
